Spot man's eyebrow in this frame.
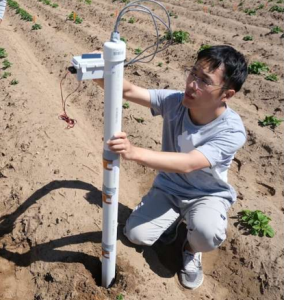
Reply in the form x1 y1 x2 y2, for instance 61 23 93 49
194 66 214 81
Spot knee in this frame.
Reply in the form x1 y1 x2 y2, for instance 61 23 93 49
187 219 227 253
124 218 155 246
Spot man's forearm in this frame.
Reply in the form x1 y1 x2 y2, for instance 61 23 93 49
94 78 151 108
129 147 209 174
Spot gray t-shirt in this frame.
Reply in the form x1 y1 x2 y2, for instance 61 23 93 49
149 89 246 203
0 0 6 20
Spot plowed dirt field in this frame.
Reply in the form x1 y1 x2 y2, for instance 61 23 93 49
0 0 283 299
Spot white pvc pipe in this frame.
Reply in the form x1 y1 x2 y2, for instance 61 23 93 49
101 38 126 288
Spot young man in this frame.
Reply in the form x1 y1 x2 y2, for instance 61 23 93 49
0 0 7 25
96 45 248 289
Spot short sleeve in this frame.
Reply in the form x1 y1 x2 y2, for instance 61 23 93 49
149 89 183 118
196 130 246 168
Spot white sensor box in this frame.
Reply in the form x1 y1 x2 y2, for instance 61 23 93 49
71 53 104 81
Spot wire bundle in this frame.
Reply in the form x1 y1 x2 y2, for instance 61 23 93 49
113 0 172 66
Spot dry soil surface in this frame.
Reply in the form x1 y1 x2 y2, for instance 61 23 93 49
0 0 283 300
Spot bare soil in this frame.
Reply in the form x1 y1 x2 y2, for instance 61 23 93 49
0 0 283 299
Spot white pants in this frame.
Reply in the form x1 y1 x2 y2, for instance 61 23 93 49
124 187 231 253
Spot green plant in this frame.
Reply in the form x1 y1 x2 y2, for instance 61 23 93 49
238 210 275 237
7 0 20 9
51 3 59 8
157 62 163 67
2 59 12 70
120 37 127 44
85 0 92 4
277 0 284 3
16 8 33 21
0 48 8 59
134 117 144 123
165 30 190 44
270 26 283 34
122 102 130 109
2 71 11 78
32 23 42 30
265 73 278 81
120 17 127 21
269 5 284 12
259 115 283 128
197 0 203 3
243 35 253 41
116 294 124 300
256 4 264 9
248 61 269 74
134 48 142 54
128 17 135 23
75 16 83 24
244 8 256 15
68 12 83 24
10 79 19 85
198 44 212 52
169 11 178 18
43 0 51 5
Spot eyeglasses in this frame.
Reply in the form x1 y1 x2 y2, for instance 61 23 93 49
185 67 223 91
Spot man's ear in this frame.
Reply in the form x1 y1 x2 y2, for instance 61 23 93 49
221 89 235 102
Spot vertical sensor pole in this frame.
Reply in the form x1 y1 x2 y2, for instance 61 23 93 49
102 37 126 288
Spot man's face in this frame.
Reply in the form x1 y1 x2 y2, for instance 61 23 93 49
182 60 228 110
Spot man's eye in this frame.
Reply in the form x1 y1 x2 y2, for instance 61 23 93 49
202 79 211 85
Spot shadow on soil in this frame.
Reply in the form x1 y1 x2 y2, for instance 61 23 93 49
0 180 183 285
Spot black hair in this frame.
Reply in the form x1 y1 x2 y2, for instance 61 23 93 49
196 45 248 92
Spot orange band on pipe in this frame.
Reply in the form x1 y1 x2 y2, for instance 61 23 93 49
102 250 110 259
102 193 112 205
103 158 113 171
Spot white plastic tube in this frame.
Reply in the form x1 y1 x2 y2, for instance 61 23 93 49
101 38 126 288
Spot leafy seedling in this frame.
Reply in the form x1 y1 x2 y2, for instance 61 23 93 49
134 48 142 55
243 35 253 41
116 294 124 300
269 5 284 12
2 60 12 70
197 0 203 4
244 8 256 15
10 79 19 85
165 30 190 44
157 62 163 67
238 210 275 237
128 17 135 24
85 0 92 4
169 11 178 18
43 0 51 5
0 48 8 59
75 16 83 24
248 61 269 75
270 26 283 34
68 12 83 24
120 37 127 44
120 18 127 22
122 102 130 109
32 23 42 30
258 115 283 128
16 8 33 21
198 44 212 52
134 117 144 123
2 71 11 78
265 74 278 82
7 0 20 9
51 3 59 8
256 4 264 10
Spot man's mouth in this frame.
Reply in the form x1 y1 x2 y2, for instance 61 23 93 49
185 91 194 99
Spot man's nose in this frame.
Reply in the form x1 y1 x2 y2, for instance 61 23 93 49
188 79 199 91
